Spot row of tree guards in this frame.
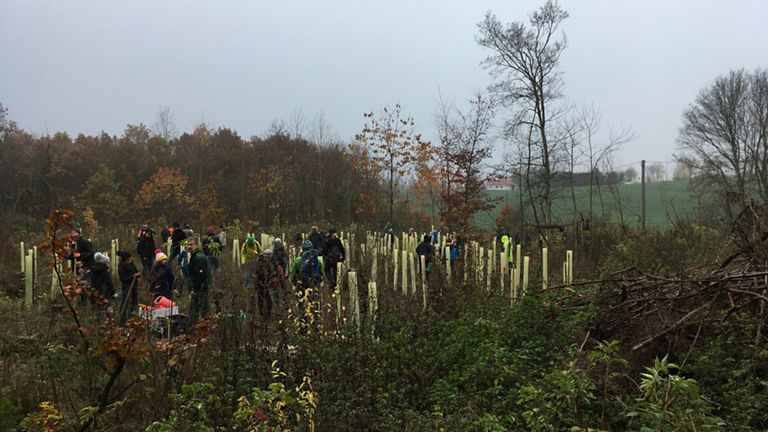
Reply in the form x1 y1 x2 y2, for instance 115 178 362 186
18 234 575 321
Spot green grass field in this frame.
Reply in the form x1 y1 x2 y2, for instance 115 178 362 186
474 180 701 230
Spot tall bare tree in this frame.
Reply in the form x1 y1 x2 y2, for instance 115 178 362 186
476 1 569 225
677 68 768 218
152 105 178 141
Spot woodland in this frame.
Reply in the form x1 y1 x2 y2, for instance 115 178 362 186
2 1 768 431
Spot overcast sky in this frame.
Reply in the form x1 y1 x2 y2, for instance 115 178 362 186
1 0 766 170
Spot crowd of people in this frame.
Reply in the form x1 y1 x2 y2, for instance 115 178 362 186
64 223 347 328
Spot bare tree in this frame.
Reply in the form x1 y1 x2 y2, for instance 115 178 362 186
573 104 633 219
647 163 666 183
307 111 338 147
152 105 178 141
624 167 638 183
476 1 569 225
677 68 768 218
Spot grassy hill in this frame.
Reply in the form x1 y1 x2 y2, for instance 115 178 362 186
475 180 700 230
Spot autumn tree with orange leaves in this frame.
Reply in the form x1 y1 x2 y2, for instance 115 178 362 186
348 104 431 223
136 167 195 223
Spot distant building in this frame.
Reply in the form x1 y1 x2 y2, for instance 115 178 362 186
485 178 516 191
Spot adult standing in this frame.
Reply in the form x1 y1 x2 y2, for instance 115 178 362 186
67 228 95 280
240 235 262 287
253 249 284 320
137 227 156 276
272 237 288 273
323 228 345 289
150 252 174 301
169 222 186 263
186 236 212 321
117 250 140 322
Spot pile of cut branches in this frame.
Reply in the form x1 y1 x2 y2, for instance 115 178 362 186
554 265 768 359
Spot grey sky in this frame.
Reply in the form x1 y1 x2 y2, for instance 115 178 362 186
1 0 766 170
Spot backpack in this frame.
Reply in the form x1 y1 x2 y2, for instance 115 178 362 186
300 250 321 286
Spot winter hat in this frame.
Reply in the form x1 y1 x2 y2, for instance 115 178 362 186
302 240 313 250
94 252 110 265
328 228 337 234
247 236 255 244
263 249 274 256
154 248 163 255
117 250 132 260
207 226 215 233
274 237 282 244
155 252 168 262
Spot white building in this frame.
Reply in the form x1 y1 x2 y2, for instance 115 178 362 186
485 179 516 191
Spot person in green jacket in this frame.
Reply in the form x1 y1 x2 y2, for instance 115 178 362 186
186 235 212 321
241 235 262 287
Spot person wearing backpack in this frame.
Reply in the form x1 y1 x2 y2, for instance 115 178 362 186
186 235 212 321
253 249 284 320
202 226 222 273
416 234 436 277
309 226 324 254
322 228 345 289
290 240 325 334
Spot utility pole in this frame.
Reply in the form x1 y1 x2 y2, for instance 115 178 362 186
641 160 646 231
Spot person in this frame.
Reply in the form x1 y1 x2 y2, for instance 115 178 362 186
67 228 95 279
253 249 284 320
514 230 520 246
169 222 186 263
309 226 324 253
136 224 149 241
186 236 212 321
177 240 190 292
218 225 227 249
183 223 194 238
150 251 174 301
161 225 171 245
290 240 325 333
323 228 345 289
202 226 222 273
408 227 415 237
416 234 436 277
89 252 115 312
441 239 459 263
272 237 288 272
117 250 140 322
241 235 262 287
137 227 156 276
